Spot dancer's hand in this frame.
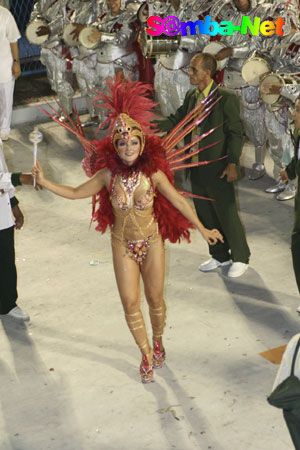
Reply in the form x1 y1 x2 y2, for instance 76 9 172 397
279 168 288 183
201 228 223 245
32 160 45 186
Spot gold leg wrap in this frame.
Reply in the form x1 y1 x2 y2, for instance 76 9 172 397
125 311 150 354
149 302 166 342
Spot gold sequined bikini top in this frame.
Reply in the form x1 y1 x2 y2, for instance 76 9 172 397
110 171 154 212
110 171 158 243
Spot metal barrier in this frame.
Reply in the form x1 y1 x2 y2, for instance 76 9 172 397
9 0 45 75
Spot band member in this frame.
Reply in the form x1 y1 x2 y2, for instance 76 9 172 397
0 5 21 141
87 0 139 123
212 0 271 182
156 53 251 278
69 1 103 121
30 0 83 117
150 0 209 116
259 4 300 200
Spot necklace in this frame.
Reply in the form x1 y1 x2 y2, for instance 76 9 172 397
120 171 139 195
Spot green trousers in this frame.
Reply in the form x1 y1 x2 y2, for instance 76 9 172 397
284 410 300 449
292 229 300 294
191 170 250 263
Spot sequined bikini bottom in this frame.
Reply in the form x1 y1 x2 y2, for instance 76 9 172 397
111 230 159 265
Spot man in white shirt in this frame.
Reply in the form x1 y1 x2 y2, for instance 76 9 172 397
0 139 35 320
0 6 21 141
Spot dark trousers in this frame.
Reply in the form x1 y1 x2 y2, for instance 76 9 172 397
191 172 250 264
283 410 300 450
292 229 300 294
0 226 17 314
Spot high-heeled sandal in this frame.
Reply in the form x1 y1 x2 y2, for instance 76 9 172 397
153 340 166 369
140 354 153 383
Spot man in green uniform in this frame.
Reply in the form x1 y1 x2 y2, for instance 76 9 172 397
156 53 250 277
280 94 300 298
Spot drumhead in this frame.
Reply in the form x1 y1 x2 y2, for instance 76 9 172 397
160 49 191 70
242 57 270 86
127 1 142 13
63 23 79 47
203 42 227 70
79 27 98 49
26 19 48 45
259 73 282 105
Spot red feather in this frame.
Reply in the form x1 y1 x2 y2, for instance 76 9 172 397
94 72 159 136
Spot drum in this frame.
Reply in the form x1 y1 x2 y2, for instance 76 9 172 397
26 19 49 45
63 23 79 47
137 3 148 24
79 27 99 49
126 1 142 13
259 73 299 106
242 55 271 87
159 49 191 70
203 42 228 70
138 28 179 58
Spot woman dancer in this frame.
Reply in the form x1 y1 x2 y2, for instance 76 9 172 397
33 76 223 383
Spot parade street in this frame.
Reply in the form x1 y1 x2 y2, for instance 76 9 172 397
0 118 299 450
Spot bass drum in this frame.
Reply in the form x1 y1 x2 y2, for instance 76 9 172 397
26 19 49 45
203 42 228 70
138 28 179 58
242 54 271 87
126 1 143 14
259 73 299 107
159 49 191 70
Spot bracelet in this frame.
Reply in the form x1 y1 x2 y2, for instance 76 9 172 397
13 59 20 63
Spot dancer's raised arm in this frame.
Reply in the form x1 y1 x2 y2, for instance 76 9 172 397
32 161 109 199
152 170 223 245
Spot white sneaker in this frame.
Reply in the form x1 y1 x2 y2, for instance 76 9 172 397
228 262 248 278
7 306 30 321
0 134 9 141
199 258 231 272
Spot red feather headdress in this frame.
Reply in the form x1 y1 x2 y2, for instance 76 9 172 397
94 72 158 137
39 75 225 243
